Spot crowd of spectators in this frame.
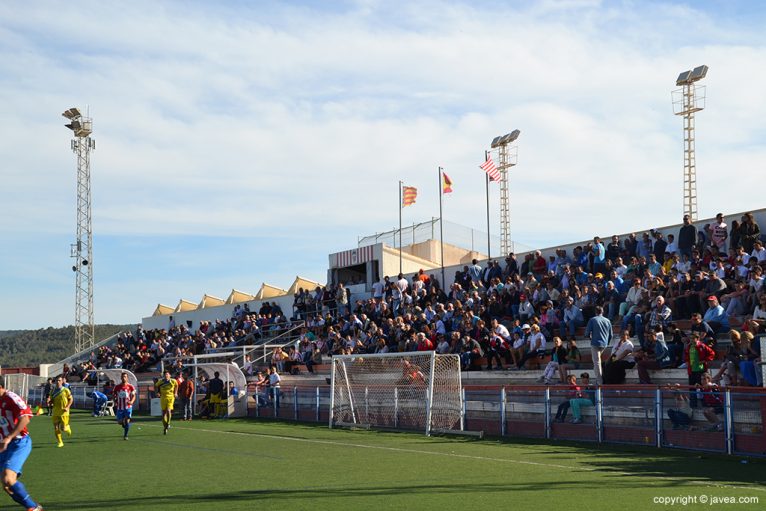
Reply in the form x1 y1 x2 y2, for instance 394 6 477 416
285 212 763 387
68 212 764 389
68 302 292 379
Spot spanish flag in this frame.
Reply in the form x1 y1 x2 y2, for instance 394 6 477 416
402 186 418 207
442 172 453 194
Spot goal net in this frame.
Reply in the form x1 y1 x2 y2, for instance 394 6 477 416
329 351 463 435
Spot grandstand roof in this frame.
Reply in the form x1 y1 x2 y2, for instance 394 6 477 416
198 294 225 309
226 289 255 304
287 276 320 295
152 304 175 316
254 283 287 300
175 299 198 313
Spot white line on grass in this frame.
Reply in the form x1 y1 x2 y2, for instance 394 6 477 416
146 423 766 493
148 423 590 471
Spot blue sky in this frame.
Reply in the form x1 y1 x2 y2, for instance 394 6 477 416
1 0 765 329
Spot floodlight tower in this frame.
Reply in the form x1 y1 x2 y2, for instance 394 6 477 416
62 107 96 353
672 65 708 222
490 129 520 255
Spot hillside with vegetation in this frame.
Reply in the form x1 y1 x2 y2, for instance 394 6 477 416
0 324 132 368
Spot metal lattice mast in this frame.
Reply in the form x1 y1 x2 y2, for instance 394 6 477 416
682 84 698 221
673 65 708 222
491 130 520 255
498 144 512 255
63 107 95 353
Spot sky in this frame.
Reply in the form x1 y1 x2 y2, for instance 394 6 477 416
1 0 765 330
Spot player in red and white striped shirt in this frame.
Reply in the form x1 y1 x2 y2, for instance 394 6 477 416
112 372 136 440
0 376 43 510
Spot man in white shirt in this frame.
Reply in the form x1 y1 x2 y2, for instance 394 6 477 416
395 274 409 296
613 257 628 278
751 241 766 263
491 318 511 343
711 213 728 251
665 234 678 255
372 278 386 302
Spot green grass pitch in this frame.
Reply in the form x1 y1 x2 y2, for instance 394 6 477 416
15 411 765 510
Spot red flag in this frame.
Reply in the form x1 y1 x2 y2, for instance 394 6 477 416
480 156 500 181
442 172 453 194
402 186 417 207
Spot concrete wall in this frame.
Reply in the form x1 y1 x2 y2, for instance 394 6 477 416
401 239 487 267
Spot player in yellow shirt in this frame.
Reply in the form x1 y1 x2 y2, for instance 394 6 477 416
49 375 73 447
154 370 178 435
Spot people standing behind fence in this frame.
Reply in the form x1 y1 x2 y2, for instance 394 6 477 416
569 373 596 424
666 384 693 430
268 365 281 408
697 372 724 431
253 370 269 407
681 332 715 407
554 374 580 423
179 371 195 421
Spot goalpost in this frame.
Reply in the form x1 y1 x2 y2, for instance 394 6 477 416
329 351 463 436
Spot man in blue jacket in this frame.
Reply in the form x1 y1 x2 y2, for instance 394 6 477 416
585 305 613 384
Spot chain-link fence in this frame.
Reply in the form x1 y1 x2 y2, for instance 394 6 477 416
358 219 536 256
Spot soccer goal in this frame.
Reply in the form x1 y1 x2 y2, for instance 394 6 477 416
329 351 463 436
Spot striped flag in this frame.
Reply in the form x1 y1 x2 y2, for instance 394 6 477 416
441 172 453 194
402 186 418 207
480 155 500 182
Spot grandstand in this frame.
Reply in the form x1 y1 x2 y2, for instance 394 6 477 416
5 208 766 458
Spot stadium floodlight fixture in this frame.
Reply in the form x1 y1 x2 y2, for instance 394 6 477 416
506 129 520 143
690 65 708 81
676 70 692 86
62 107 81 120
65 119 82 132
493 130 521 147
676 65 708 86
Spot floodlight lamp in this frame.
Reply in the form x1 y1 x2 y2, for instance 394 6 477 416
65 119 82 131
676 70 692 86
499 133 512 145
690 65 708 82
491 135 503 148
507 129 520 143
62 107 81 120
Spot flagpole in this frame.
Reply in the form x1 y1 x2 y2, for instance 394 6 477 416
485 150 491 260
438 167 445 287
398 180 403 274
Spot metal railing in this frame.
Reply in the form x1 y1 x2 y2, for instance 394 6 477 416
159 322 307 372
242 383 766 457
46 331 125 377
